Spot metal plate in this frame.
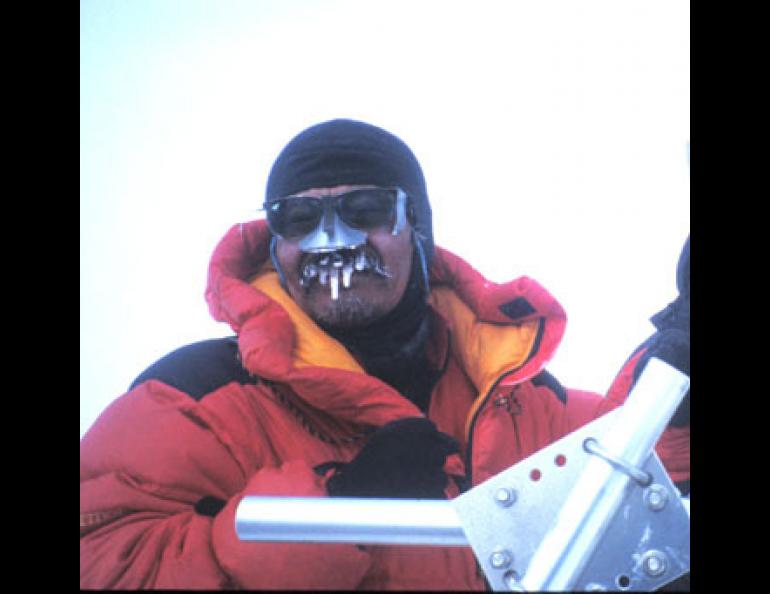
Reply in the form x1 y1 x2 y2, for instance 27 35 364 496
452 409 690 591
573 454 690 591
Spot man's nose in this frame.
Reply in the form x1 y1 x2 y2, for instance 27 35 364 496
321 201 337 238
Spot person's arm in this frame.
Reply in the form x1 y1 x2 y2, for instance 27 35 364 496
80 381 371 590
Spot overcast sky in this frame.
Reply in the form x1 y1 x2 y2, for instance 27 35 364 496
80 0 690 437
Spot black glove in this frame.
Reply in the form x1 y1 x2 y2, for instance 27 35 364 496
635 328 690 427
324 417 460 499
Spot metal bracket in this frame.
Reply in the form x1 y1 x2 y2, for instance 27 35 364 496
451 406 690 591
584 437 652 486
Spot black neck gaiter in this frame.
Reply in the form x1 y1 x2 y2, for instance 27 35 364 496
320 250 437 412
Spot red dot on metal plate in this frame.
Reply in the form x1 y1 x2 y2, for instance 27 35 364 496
530 469 542 481
555 454 567 466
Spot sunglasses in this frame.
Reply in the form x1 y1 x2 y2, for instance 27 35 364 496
264 187 407 241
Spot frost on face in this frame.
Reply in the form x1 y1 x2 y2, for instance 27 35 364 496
299 245 391 300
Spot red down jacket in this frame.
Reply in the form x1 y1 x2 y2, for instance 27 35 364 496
80 220 689 590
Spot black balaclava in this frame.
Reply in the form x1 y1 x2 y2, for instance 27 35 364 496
265 118 437 411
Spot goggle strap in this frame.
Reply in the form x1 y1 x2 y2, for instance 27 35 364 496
413 231 430 295
392 188 408 236
269 235 289 290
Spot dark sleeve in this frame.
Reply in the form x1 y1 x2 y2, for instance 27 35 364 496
631 330 690 428
129 336 256 400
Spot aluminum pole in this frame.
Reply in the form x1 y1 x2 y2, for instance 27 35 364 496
236 496 468 546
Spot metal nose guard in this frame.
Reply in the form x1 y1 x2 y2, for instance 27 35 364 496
298 211 368 253
298 189 409 253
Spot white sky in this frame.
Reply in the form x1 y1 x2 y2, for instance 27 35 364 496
80 0 689 438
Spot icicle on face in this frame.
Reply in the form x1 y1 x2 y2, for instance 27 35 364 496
341 260 353 288
299 245 391 299
330 266 340 300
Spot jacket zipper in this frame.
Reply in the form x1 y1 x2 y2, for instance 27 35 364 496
463 369 519 487
463 319 545 487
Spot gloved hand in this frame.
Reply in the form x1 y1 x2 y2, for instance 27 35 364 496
635 327 690 427
324 417 460 499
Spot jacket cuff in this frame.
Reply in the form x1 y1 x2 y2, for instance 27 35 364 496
211 459 372 589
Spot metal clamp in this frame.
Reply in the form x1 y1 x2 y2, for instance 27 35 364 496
583 438 652 486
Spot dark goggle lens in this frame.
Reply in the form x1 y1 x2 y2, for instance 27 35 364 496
266 198 322 239
266 189 396 239
338 189 395 228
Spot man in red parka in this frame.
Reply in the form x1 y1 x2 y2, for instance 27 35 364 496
80 119 690 589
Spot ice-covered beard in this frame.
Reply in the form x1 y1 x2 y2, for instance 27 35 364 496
297 245 394 328
299 245 392 298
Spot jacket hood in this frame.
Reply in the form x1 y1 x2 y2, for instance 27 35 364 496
205 219 567 425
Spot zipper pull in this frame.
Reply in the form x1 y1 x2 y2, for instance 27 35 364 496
493 391 512 412
492 389 522 415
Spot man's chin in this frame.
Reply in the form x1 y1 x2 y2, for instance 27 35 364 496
289 282 393 330
306 292 385 329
